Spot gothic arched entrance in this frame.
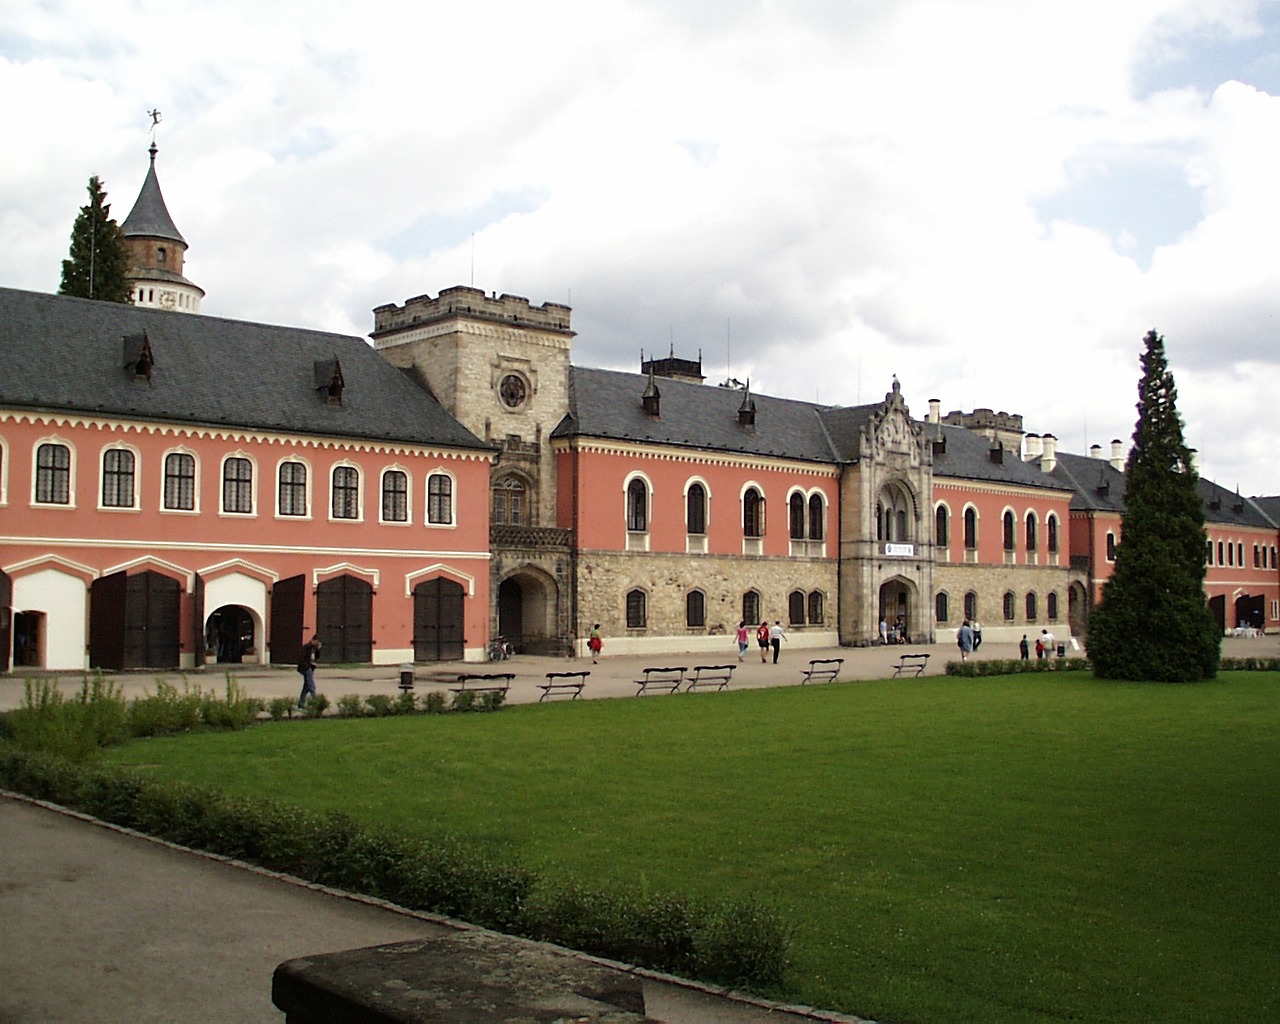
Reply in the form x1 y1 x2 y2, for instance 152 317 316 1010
496 568 558 654
879 577 916 643
1068 582 1089 637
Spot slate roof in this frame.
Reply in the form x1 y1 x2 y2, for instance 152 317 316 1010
554 365 846 463
929 422 1069 492
1197 479 1277 530
0 288 488 452
119 146 185 244
1249 495 1280 528
1049 451 1128 512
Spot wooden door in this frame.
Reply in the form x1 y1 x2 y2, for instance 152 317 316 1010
413 578 464 662
316 574 373 663
89 571 128 670
123 571 181 669
269 575 305 665
0 570 10 673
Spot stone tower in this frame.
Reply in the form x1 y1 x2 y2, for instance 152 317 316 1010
120 143 204 313
372 286 577 652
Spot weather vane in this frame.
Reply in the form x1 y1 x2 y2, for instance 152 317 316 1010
147 108 162 142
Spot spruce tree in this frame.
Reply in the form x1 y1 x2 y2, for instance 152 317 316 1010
1088 329 1219 681
58 176 132 303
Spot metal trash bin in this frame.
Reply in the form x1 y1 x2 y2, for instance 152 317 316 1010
398 664 415 691
1056 644 1066 658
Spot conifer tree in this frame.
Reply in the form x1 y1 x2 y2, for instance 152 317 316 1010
1088 330 1219 681
58 176 132 303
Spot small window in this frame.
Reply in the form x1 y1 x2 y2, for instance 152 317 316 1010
36 443 72 505
808 495 824 541
427 473 453 525
808 590 824 625
626 589 647 629
964 508 977 549
788 590 805 625
1108 533 1118 562
101 448 135 508
935 592 949 623
687 483 706 535
1047 514 1059 553
965 591 978 621
1206 540 1214 565
1003 511 1016 551
743 487 764 537
1217 540 1224 565
742 590 761 626
332 466 359 519
1003 591 1015 621
1047 591 1059 621
278 461 308 517
627 478 648 532
493 477 525 526
1026 592 1037 621
222 457 253 514
163 453 195 510
686 590 705 628
1025 512 1037 551
789 493 805 540
382 470 408 523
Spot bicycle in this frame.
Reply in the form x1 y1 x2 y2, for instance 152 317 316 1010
488 636 514 661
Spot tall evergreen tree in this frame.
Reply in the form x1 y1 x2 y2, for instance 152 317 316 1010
58 176 132 303
1088 330 1219 681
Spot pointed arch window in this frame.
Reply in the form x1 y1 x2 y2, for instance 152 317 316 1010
743 487 764 537
627 478 649 532
686 590 706 628
936 505 949 549
1003 510 1016 551
807 590 825 625
1047 514 1059 553
1025 511 1038 552
788 590 806 626
964 508 977 550
789 493 805 540
686 483 706 535
626 589 647 629
808 494 824 540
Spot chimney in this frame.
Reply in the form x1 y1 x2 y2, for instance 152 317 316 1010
928 399 941 424
1110 439 1124 471
1090 444 1103 460
1024 433 1042 461
1040 434 1057 473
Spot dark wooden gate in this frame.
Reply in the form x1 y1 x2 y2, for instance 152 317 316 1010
192 573 206 669
89 571 128 669
269 575 306 665
123 571 182 669
413 578 464 662
0 570 11 673
316 574 373 663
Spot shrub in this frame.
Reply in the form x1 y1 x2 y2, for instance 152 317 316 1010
302 694 330 718
0 676 128 761
423 691 447 715
364 694 394 717
394 690 420 716
128 679 204 737
268 697 296 721
450 690 477 713
335 694 367 719
944 657 1090 678
200 676 263 730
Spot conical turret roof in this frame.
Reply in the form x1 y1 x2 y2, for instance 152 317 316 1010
121 143 186 244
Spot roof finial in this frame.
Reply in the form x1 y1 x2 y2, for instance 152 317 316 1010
147 108 162 155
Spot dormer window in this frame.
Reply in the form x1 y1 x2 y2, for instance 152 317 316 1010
314 358 344 405
122 332 154 382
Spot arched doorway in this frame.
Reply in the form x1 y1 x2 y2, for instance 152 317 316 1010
496 568 558 654
89 570 182 669
1234 593 1264 631
1068 582 1088 637
206 605 256 663
413 577 464 662
879 578 914 642
316 574 373 663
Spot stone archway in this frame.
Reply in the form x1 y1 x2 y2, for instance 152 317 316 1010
878 577 917 643
496 566 559 654
1068 582 1089 637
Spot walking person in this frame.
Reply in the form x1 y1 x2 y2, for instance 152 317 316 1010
1019 634 1030 660
736 620 750 662
296 633 321 709
879 617 888 645
972 619 983 650
588 623 602 664
756 620 771 663
957 619 974 662
769 620 787 663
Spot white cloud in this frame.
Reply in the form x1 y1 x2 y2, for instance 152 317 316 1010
1 0 1277 494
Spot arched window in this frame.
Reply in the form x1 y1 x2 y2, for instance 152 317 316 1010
427 472 453 525
877 501 885 541
935 592 949 622
1237 542 1244 567
1216 540 1224 565
626 589 647 629
1003 510 1016 551
1206 540 1214 565
331 465 360 520
686 483 706 535
163 452 196 511
1227 542 1234 566
788 590 806 625
808 494 824 540
381 470 408 523
1025 511 1037 551
964 591 977 621
935 506 949 548
1109 533 1119 561
1047 591 1059 621
742 590 761 626
627 478 648 532
35 442 72 505
743 487 764 537
1026 592 1037 621
808 591 824 624
1003 591 1015 621
222 456 253 514
897 508 908 539
964 508 977 550
686 590 706 628
1047 514 1059 553
101 448 136 508
278 461 308 516
789 493 805 539
493 476 526 525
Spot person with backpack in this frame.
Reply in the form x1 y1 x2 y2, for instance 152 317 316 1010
296 634 322 709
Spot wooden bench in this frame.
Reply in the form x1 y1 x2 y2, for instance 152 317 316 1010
450 672 515 695
634 666 686 695
538 670 589 701
892 653 930 678
800 658 843 684
686 664 734 691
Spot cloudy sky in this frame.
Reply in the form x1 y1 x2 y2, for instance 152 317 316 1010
2 0 1278 495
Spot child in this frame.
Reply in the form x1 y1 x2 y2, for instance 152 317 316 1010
588 624 602 663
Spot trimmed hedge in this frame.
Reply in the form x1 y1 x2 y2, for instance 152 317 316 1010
944 657 1090 677
0 745 790 990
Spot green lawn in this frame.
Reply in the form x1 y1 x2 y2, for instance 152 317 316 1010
107 673 1280 1024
